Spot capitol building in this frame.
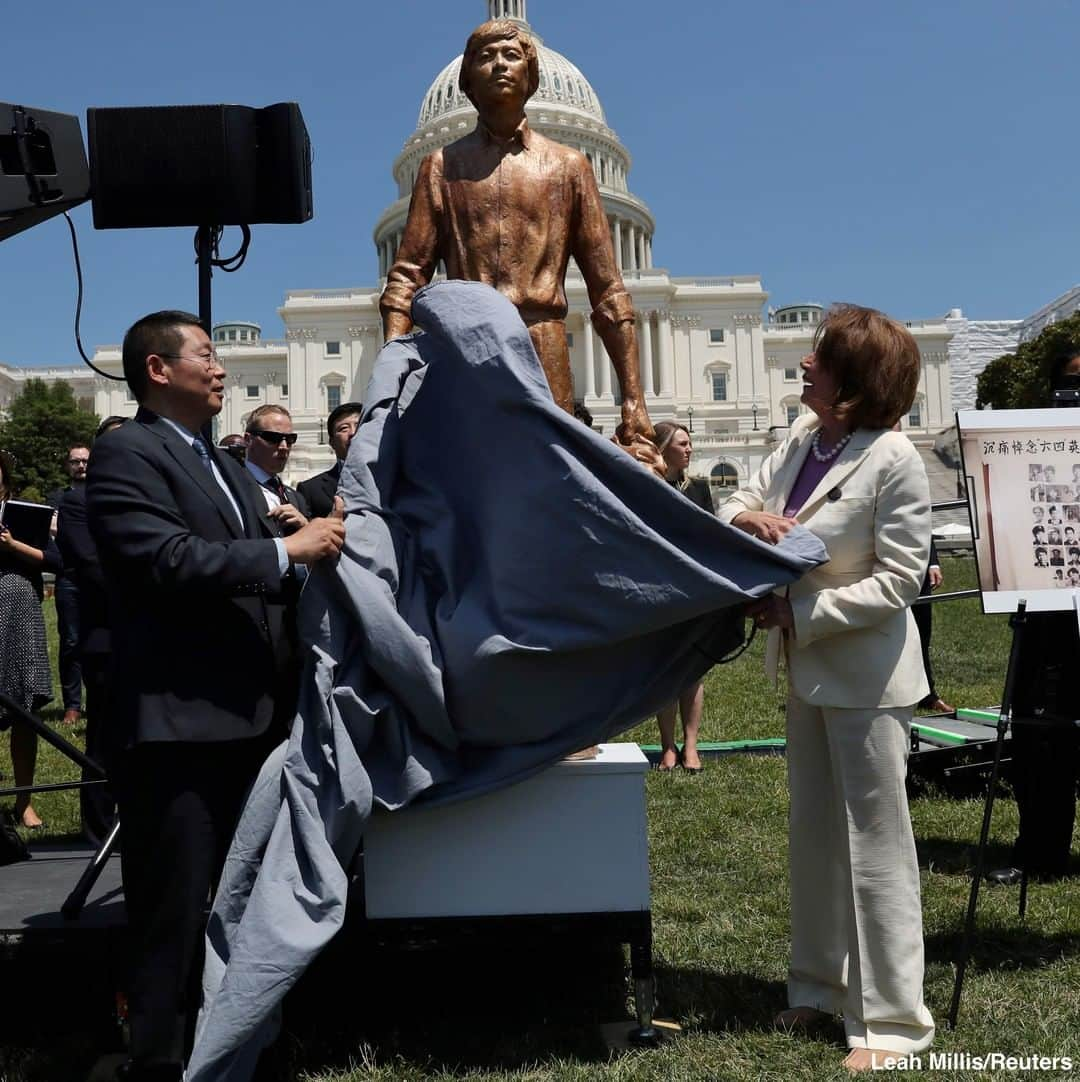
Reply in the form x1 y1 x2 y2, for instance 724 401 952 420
0 0 1027 495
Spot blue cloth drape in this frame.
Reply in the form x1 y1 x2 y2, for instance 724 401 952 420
186 281 826 1080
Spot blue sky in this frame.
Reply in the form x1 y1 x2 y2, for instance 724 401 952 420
2 0 1075 367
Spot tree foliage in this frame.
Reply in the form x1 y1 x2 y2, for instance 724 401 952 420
0 379 99 500
976 310 1080 409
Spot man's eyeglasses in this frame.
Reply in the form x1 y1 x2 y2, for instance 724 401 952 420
249 429 298 447
159 349 220 369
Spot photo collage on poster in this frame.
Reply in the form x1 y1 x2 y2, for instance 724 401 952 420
1028 461 1080 588
957 409 1080 613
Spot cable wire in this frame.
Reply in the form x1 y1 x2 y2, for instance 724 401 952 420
194 225 252 272
63 211 125 381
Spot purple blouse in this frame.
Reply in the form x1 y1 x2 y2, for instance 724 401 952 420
783 451 833 518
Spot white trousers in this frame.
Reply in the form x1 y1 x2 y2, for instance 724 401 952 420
786 697 935 1054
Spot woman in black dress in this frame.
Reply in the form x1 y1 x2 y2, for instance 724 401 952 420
652 421 714 772
0 452 59 828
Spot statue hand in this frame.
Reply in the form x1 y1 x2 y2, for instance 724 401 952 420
612 433 666 478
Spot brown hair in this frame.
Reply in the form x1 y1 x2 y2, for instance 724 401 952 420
652 420 692 485
459 20 540 107
0 451 11 501
812 304 921 430
244 404 292 432
652 420 690 454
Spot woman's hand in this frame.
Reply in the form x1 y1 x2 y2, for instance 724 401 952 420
732 510 796 545
746 595 794 631
0 523 44 566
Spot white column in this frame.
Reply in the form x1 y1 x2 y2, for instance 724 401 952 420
627 225 637 271
612 218 623 271
598 329 613 400
734 319 755 410
639 311 655 397
583 316 597 399
287 338 304 414
645 235 653 269
657 310 674 396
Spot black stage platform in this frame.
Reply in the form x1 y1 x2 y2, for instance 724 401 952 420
0 842 125 941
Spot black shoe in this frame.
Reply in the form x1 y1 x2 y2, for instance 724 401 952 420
986 866 1023 886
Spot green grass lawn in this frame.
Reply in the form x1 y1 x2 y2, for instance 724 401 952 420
4 557 1078 1081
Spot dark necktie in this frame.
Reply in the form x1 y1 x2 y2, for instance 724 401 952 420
265 475 287 502
191 436 213 472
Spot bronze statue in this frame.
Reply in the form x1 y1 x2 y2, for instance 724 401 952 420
380 18 654 445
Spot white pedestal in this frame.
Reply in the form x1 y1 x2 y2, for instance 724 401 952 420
363 742 651 920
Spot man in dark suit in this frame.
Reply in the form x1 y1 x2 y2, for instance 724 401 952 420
56 418 127 845
86 310 345 1081
297 400 363 517
47 443 91 725
242 403 311 529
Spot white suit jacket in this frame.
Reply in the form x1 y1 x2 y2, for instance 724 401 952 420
718 415 931 709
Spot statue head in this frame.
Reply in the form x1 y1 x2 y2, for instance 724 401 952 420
459 20 540 112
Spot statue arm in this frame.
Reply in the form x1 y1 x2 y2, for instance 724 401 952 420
569 158 653 442
379 154 442 342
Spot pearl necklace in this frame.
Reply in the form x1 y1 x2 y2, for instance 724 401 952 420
811 429 851 463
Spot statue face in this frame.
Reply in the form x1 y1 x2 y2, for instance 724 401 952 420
467 36 529 112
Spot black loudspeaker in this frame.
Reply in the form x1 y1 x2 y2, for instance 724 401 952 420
86 102 313 229
0 103 90 242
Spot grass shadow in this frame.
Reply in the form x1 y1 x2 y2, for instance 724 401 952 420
916 834 1018 876
926 923 1080 973
651 964 792 1037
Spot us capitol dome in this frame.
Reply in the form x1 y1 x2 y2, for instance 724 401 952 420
372 0 656 278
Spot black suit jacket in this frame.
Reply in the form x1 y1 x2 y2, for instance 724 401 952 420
57 484 111 657
297 462 342 518
243 466 312 534
86 408 295 748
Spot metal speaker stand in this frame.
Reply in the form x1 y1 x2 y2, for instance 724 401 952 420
0 690 115 917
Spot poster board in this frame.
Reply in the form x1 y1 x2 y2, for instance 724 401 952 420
957 408 1080 613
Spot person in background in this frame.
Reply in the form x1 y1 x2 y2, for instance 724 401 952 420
573 402 595 428
298 402 363 518
652 420 713 773
57 416 127 845
217 433 246 465
242 405 311 531
914 538 954 714
988 346 1080 887
718 304 935 1070
46 443 91 726
0 450 61 829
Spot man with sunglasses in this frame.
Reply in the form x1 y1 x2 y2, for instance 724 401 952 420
242 404 311 532
87 310 345 1082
